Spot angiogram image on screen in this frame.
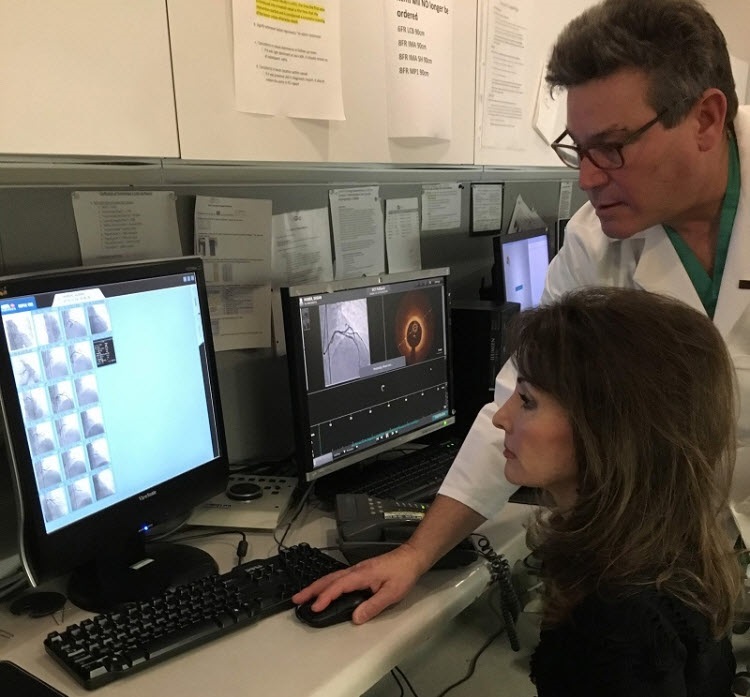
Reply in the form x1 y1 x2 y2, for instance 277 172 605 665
61 446 87 478
49 380 74 413
62 307 89 340
4 315 35 351
23 387 48 421
4 296 119 530
319 299 371 387
70 342 94 372
12 353 42 387
41 487 68 523
34 310 62 345
87 303 111 335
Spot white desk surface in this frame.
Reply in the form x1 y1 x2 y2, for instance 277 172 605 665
0 503 531 697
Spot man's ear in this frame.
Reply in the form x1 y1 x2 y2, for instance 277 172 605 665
694 88 728 152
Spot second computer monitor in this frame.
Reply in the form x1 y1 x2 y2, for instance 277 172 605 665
493 229 551 310
281 268 455 484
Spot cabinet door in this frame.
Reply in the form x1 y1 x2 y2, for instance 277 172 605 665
0 0 178 158
168 1 476 164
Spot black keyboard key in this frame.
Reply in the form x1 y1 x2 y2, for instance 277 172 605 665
144 620 222 660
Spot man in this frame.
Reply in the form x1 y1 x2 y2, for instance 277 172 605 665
293 0 750 623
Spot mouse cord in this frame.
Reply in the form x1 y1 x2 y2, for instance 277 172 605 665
389 670 406 697
392 666 419 697
389 585 508 697
274 481 314 552
433 584 507 697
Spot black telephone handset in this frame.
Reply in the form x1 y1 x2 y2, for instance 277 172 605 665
334 494 478 569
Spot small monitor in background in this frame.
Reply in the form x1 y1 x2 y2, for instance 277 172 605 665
492 230 551 311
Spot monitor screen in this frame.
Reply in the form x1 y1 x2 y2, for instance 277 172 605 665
493 230 551 310
0 257 227 610
281 268 455 484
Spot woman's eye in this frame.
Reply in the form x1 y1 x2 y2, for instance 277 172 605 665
519 393 534 409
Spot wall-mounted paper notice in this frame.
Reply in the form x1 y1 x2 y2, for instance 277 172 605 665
232 0 345 119
72 190 181 265
329 186 385 279
477 0 532 150
385 197 421 272
194 196 273 350
471 183 503 233
421 183 461 231
272 208 334 286
383 0 453 139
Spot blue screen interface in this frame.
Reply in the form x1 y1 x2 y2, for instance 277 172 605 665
0 272 218 534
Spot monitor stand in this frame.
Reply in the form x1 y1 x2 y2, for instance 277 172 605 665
67 539 219 613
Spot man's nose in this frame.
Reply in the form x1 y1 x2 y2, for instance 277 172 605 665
578 155 609 191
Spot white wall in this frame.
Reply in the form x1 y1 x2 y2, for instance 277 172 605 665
704 0 750 103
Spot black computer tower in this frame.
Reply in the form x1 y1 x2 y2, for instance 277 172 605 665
450 300 520 434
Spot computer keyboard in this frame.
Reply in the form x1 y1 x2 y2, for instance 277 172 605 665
316 437 463 505
44 543 346 690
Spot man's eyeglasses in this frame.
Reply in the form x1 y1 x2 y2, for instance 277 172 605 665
551 108 668 170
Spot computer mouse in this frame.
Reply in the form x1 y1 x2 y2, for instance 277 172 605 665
295 590 373 628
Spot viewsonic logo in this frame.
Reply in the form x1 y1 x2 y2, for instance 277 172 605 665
138 490 157 501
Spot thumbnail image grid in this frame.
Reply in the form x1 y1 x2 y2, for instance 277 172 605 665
4 301 117 524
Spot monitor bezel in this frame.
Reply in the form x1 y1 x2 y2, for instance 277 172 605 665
0 256 229 586
281 268 456 484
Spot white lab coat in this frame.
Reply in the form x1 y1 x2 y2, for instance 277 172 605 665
440 105 750 541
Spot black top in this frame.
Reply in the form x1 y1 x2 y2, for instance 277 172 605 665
530 589 735 696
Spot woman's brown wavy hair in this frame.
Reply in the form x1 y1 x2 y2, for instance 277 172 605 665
511 287 741 637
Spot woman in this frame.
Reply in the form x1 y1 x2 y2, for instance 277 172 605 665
492 287 741 696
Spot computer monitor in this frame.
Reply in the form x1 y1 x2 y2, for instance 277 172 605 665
0 256 228 611
492 229 551 310
281 268 455 484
